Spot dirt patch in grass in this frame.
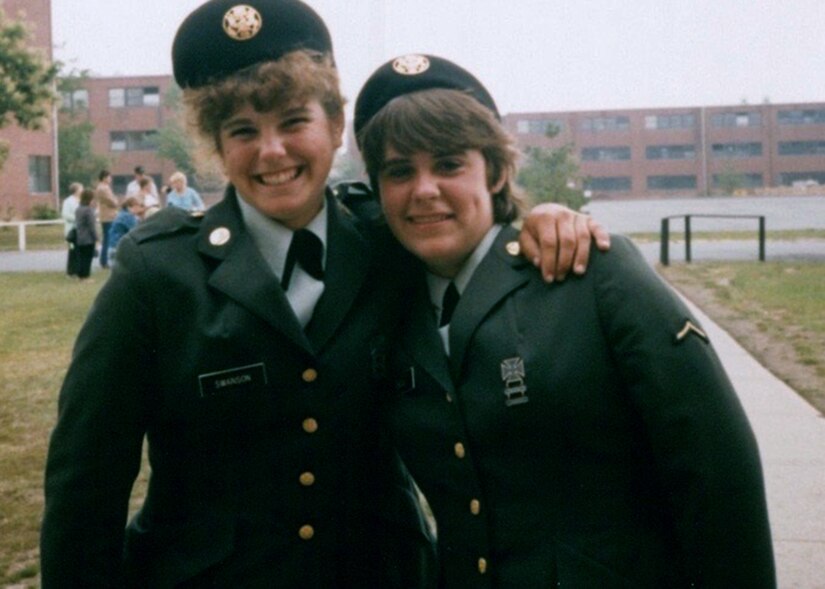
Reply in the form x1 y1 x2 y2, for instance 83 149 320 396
661 263 825 414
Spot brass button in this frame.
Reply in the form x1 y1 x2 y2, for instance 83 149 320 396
454 442 466 459
303 418 318 433
478 557 488 574
470 499 481 515
299 472 316 486
302 368 318 383
299 525 314 540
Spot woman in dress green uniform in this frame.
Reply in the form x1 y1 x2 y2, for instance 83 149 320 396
355 54 776 588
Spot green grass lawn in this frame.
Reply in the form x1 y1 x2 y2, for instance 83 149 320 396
660 261 825 413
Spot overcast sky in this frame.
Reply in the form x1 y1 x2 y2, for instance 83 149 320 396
51 0 825 116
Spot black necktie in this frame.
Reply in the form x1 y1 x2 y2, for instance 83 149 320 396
439 282 460 327
281 229 324 290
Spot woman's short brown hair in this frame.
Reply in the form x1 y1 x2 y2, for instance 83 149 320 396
358 88 525 223
183 50 344 155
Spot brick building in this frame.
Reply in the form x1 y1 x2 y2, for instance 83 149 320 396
61 75 180 196
504 102 825 199
0 0 57 219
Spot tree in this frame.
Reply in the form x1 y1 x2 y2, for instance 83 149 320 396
716 163 746 196
57 72 110 195
517 126 586 211
156 84 226 191
0 7 59 169
157 84 197 177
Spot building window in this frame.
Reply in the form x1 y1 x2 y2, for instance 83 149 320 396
643 114 696 130
584 176 632 191
711 173 764 189
647 175 697 190
28 156 52 193
110 130 159 151
580 116 630 132
777 109 825 125
645 144 697 160
581 146 631 161
109 86 161 108
711 142 763 158
516 118 563 135
778 141 825 156
778 171 825 186
61 89 89 111
710 111 762 128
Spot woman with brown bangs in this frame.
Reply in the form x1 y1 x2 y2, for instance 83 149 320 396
355 54 775 588
41 2 609 587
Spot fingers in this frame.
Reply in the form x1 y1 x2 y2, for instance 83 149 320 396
571 215 592 275
588 217 611 251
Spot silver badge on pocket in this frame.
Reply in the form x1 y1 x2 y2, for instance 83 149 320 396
500 357 528 407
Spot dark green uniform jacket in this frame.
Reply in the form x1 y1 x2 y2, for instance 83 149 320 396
41 188 435 588
386 227 775 588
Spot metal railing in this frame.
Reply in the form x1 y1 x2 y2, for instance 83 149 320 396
0 220 64 252
660 214 766 265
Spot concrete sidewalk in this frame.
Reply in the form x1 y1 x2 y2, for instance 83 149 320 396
3 248 824 586
683 298 825 589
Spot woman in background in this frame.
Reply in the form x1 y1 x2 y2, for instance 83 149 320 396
61 182 82 278
73 188 98 281
166 171 205 212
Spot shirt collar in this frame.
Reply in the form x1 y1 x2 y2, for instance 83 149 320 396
427 224 503 313
236 193 328 278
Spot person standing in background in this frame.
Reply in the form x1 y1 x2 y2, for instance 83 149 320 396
136 177 161 218
61 182 82 278
165 171 206 212
73 188 98 281
106 196 145 266
94 170 118 269
125 165 159 200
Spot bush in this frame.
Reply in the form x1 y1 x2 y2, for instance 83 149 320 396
30 204 59 220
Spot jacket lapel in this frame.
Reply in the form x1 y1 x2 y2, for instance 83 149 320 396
197 189 312 355
449 226 531 382
402 280 455 395
304 195 370 352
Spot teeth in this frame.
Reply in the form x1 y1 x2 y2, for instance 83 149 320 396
259 168 299 186
411 214 449 224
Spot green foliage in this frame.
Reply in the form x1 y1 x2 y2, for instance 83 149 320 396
517 143 587 211
0 9 59 132
57 117 110 196
716 163 746 195
157 118 196 177
29 203 58 220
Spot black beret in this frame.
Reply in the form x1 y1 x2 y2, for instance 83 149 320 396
173 0 333 89
354 54 499 144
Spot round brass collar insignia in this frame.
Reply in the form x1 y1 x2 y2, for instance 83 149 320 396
392 54 431 76
505 241 521 256
209 227 232 246
223 5 263 41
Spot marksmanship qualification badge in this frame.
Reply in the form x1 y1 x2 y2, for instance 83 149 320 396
223 5 263 41
500 357 529 407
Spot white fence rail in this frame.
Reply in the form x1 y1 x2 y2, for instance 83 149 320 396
0 220 64 252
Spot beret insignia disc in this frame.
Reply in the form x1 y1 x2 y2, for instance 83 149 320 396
223 5 263 41
392 54 431 76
